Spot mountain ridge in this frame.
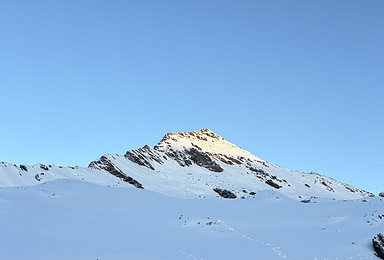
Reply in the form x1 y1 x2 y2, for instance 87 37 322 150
0 129 374 200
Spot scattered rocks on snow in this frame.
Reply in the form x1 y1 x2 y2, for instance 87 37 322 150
249 167 267 176
211 153 243 165
344 186 356 193
265 180 281 189
34 174 41 182
213 188 237 199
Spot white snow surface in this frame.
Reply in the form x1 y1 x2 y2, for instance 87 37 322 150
0 180 382 260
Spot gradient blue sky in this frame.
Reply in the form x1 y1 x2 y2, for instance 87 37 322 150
1 1 383 194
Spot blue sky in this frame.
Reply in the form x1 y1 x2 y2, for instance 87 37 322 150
0 1 383 194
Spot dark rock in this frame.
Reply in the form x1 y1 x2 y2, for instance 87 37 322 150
125 148 155 170
40 164 49 171
249 167 267 175
165 149 192 167
186 148 223 172
89 156 144 189
125 151 155 170
191 143 202 150
301 199 311 203
213 154 242 165
265 180 281 189
379 192 384 197
124 145 165 170
249 192 256 195
305 184 311 188
164 148 223 172
320 180 334 192
196 135 208 141
213 188 237 199
34 174 41 182
19 165 28 171
373 233 384 259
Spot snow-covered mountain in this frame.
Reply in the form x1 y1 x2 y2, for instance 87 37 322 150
0 129 383 260
0 129 373 201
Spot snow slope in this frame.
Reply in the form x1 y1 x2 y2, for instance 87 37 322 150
0 180 382 260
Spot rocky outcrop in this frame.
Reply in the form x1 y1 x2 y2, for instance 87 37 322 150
213 188 237 199
155 146 223 172
164 149 193 167
89 156 144 189
373 233 384 259
125 145 164 170
185 148 223 172
124 145 223 172
40 164 49 171
265 179 282 189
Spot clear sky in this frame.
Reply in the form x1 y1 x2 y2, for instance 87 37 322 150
0 1 383 194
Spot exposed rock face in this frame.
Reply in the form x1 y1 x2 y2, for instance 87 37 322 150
155 128 266 166
160 147 224 172
40 164 49 171
34 174 41 182
373 233 384 259
213 188 237 199
379 192 384 198
124 144 224 173
164 148 193 167
89 156 144 189
124 145 163 170
265 179 281 189
184 148 223 172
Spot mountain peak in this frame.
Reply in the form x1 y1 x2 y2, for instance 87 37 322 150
155 129 265 165
159 129 223 143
